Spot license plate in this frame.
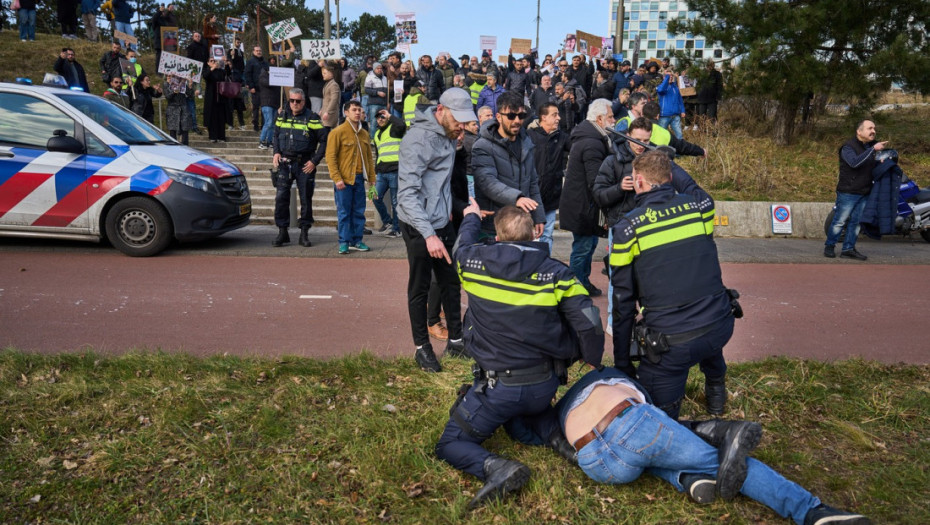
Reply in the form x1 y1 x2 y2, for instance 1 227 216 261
239 203 251 215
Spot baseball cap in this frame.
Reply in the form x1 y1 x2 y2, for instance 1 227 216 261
459 54 469 61
439 88 477 123
621 60 631 66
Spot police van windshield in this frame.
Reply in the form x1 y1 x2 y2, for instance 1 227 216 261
56 93 173 145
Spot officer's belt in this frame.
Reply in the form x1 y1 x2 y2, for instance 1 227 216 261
481 361 552 386
662 317 726 346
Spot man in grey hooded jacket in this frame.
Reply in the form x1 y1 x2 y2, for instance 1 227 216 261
397 87 477 373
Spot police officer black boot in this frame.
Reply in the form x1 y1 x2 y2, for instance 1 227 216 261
546 428 578 465
468 456 531 509
272 227 290 247
690 420 762 501
705 375 727 415
298 226 312 247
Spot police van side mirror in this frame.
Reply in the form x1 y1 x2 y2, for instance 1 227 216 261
47 133 84 154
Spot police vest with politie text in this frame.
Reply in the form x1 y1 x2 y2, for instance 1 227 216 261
274 108 326 159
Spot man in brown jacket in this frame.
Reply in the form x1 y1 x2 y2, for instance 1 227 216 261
326 100 376 254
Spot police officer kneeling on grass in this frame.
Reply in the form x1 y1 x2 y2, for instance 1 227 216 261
435 201 604 509
609 149 740 421
271 88 328 247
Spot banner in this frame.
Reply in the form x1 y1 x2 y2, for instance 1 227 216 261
265 18 301 43
269 67 294 87
510 38 532 55
601 37 614 59
480 35 497 51
226 17 244 33
114 29 137 45
576 30 601 57
395 12 417 44
301 39 342 60
563 33 576 53
157 52 203 83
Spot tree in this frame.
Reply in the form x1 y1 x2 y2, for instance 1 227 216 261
342 13 395 67
670 0 930 144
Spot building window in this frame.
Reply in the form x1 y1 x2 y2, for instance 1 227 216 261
657 40 666 49
640 21 649 30
694 50 703 58
685 40 694 49
657 50 665 58
714 49 723 58
648 40 656 49
676 40 685 49
659 21 667 29
631 11 640 20
695 40 705 49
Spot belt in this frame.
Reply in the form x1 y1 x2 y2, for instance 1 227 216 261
572 398 639 452
663 320 720 346
482 361 553 386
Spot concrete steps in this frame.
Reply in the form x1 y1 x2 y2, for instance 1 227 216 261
188 130 377 227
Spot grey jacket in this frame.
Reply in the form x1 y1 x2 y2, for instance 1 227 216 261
473 120 545 232
397 105 457 238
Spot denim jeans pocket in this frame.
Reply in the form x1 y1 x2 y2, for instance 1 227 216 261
617 408 672 460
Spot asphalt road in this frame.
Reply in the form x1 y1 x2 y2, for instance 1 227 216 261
2 226 929 364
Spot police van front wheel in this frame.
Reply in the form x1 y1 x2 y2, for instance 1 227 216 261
105 197 174 257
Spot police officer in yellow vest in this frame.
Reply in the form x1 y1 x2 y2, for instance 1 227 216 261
371 109 406 237
403 82 430 127
271 88 329 247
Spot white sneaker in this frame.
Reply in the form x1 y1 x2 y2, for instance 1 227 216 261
239 125 247 131
605 323 613 336
257 143 267 150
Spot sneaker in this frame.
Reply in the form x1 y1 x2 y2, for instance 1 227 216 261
824 245 836 258
584 283 602 297
427 322 448 341
445 338 469 358
363 228 373 235
338 243 349 255
840 248 867 261
681 474 716 504
377 223 391 234
803 504 871 525
605 322 613 336
258 143 267 150
414 343 442 372
385 230 402 239
350 242 370 252
239 125 247 131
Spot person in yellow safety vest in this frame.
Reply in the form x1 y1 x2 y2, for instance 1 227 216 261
467 72 487 109
615 91 649 133
403 83 430 127
371 109 407 237
641 101 706 156
121 49 145 94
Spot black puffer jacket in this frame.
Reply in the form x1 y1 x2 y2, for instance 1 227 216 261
528 125 570 212
558 120 613 236
592 142 637 227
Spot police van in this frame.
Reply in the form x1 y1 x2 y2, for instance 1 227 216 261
0 82 251 256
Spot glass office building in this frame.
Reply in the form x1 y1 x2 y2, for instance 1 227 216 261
608 1 726 62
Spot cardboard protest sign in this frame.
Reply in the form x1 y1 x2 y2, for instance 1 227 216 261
395 12 417 44
576 30 601 57
301 39 341 60
499 55 508 66
226 17 244 33
679 74 697 96
211 45 226 66
564 34 576 53
269 67 294 87
114 29 138 45
161 26 179 54
480 35 497 51
157 52 203 83
265 18 301 43
510 38 532 55
395 42 410 55
119 58 138 79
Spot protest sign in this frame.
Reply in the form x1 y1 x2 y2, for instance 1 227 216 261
269 67 294 87
510 38 532 55
576 30 601 57
480 35 497 51
119 58 138 79
167 75 187 94
265 18 301 43
679 74 697 96
395 42 410 55
301 39 342 60
601 37 614 59
395 12 417 44
393 80 404 103
498 55 508 66
161 26 179 54
564 33 576 53
114 29 137 45
211 45 226 65
226 17 244 33
157 52 203 83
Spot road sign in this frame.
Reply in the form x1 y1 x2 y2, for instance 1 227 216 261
772 204 792 235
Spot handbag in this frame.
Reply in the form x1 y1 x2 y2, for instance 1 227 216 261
217 81 242 99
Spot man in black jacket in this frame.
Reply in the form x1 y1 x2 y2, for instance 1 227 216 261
528 102 570 252
696 60 723 127
99 41 124 83
186 32 209 134
152 3 177 73
415 55 443 102
244 46 268 132
54 47 89 92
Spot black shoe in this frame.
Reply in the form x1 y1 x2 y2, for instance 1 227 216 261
444 338 469 359
253 126 261 132
681 473 716 504
601 266 608 275
824 245 836 258
584 283 602 297
803 504 871 525
272 227 290 247
712 421 762 500
705 376 727 416
414 343 442 372
840 248 867 261
468 456 531 509
546 429 577 465
298 226 312 247
363 227 373 235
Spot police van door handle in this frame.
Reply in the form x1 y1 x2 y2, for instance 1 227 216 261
0 151 14 158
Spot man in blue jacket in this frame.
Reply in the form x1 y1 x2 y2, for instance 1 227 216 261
656 68 685 139
436 202 604 509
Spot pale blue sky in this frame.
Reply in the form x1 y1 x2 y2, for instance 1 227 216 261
329 0 612 60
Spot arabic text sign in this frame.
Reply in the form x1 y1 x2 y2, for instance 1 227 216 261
269 67 294 87
510 38 532 55
265 18 301 43
157 52 203 83
480 35 497 50
301 39 341 60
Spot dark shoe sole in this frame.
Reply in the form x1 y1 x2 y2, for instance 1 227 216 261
468 464 530 509
840 251 867 261
717 422 762 500
687 478 716 504
824 249 836 258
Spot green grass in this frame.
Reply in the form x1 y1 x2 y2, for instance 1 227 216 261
2 349 927 524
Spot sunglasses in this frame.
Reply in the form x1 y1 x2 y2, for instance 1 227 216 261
289 99 304 104
500 112 527 121
376 114 387 119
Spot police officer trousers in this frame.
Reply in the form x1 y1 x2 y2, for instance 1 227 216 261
435 374 560 480
273 159 315 229
636 315 733 421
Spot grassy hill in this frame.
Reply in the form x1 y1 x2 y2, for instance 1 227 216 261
1 29 927 202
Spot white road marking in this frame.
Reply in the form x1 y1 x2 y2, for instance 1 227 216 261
300 295 332 300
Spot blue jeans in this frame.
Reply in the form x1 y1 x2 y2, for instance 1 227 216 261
577 403 821 525
825 191 868 252
658 114 683 140
334 180 366 245
114 21 135 50
570 233 599 287
372 171 398 232
18 9 36 40
539 209 557 254
260 106 275 144
365 103 384 130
